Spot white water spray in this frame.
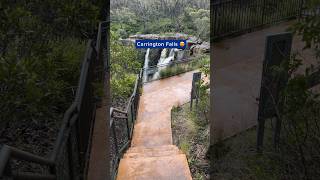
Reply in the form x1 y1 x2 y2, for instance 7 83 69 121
152 48 176 79
143 48 150 82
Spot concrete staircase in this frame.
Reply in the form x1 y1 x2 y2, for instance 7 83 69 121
116 72 195 180
117 145 192 180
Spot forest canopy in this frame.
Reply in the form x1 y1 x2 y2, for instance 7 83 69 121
110 0 210 41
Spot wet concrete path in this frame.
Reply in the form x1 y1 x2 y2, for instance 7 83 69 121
117 71 199 180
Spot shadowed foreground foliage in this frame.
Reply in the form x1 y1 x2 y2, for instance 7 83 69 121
0 0 106 152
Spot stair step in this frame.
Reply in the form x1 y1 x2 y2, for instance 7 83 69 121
117 154 192 180
126 145 179 154
124 148 183 158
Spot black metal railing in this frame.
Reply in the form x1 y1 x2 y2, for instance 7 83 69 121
0 21 108 180
110 69 142 180
212 0 305 40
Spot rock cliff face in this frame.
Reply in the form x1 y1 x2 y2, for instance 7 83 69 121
190 41 210 54
120 33 201 45
129 33 190 40
120 33 210 55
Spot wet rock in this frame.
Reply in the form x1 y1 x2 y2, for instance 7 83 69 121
191 42 210 54
119 38 135 46
149 49 162 66
122 33 199 43
129 33 189 40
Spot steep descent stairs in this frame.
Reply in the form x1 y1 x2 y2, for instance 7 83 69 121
117 145 191 180
117 71 197 180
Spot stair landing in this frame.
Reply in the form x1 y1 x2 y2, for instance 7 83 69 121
117 71 197 180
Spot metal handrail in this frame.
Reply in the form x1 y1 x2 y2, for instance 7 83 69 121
50 102 78 161
212 0 306 40
0 21 108 180
110 70 142 180
0 145 57 180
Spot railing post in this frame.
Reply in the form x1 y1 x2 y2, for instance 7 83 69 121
131 103 134 124
67 136 75 180
4 161 12 178
213 4 218 39
195 93 199 108
257 116 265 152
190 91 193 110
112 123 119 155
261 0 266 25
298 0 304 19
126 116 131 140
49 165 56 178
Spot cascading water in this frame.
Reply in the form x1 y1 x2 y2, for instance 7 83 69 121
153 48 175 79
143 48 150 82
176 49 185 60
143 47 186 82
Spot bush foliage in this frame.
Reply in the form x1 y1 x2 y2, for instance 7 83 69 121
159 56 209 79
0 1 104 123
110 32 142 102
111 0 210 41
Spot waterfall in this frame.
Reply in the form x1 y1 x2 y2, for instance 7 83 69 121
143 48 150 82
157 48 175 65
152 48 176 80
169 48 175 57
176 49 185 61
143 48 186 82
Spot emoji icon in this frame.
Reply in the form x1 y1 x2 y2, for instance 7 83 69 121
180 41 185 47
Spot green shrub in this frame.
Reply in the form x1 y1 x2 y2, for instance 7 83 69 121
0 0 104 124
110 31 142 102
0 38 86 122
111 74 136 101
159 56 209 79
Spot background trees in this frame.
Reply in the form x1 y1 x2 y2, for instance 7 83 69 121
110 0 210 40
110 32 142 102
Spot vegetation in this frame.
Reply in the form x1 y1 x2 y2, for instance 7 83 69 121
210 121 281 180
111 0 209 41
0 1 106 153
171 64 210 179
159 55 209 79
0 39 86 123
272 2 320 177
110 32 142 103
172 102 210 180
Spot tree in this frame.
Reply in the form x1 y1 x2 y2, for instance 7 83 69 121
270 1 320 178
110 31 142 101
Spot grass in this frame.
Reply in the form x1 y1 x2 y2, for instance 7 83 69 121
159 55 209 79
172 102 286 180
171 102 210 179
209 119 283 180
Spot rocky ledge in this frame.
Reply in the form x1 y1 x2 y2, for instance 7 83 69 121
120 33 209 54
